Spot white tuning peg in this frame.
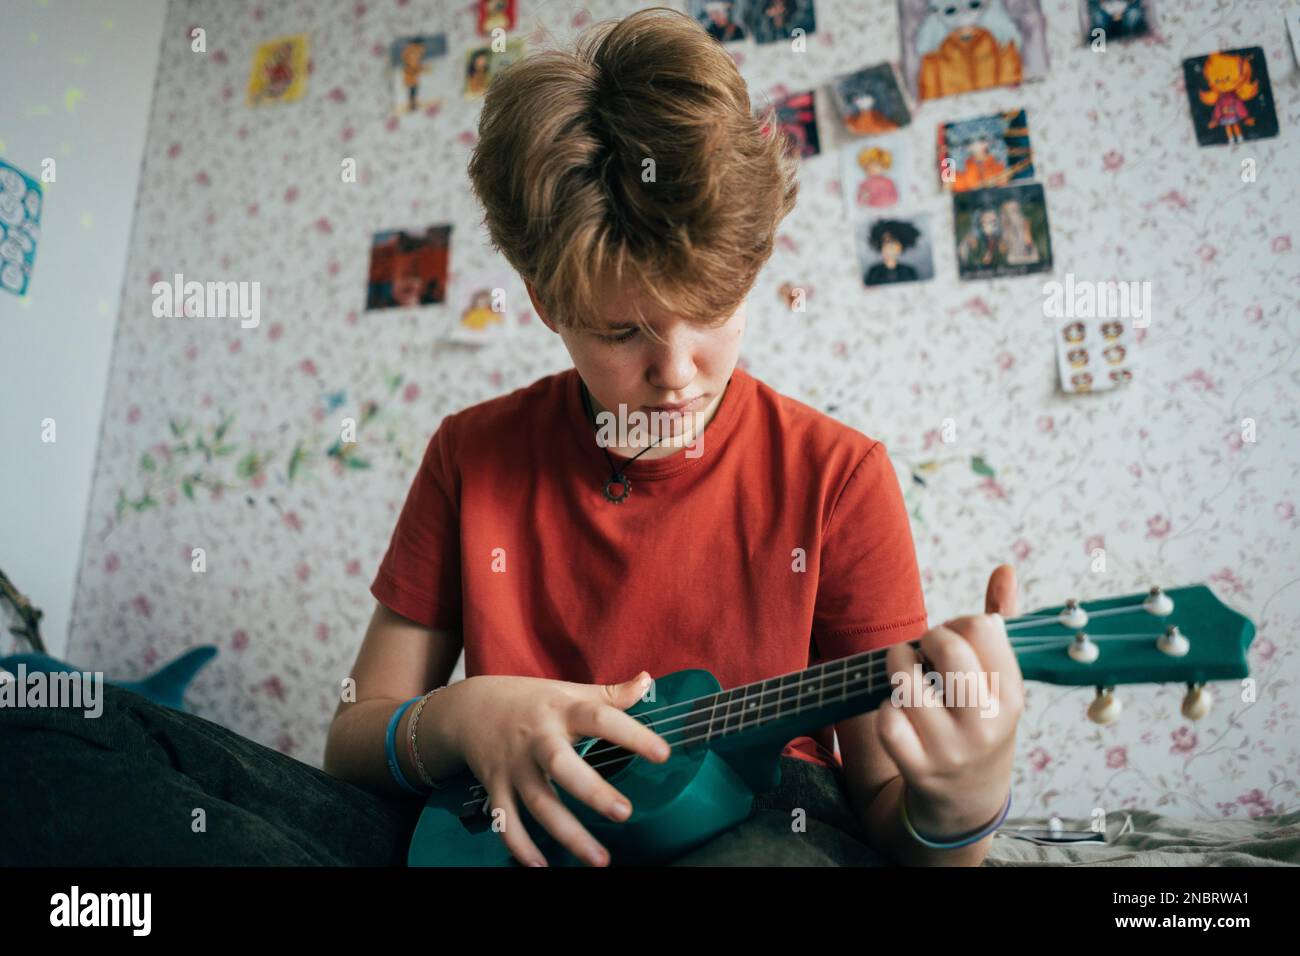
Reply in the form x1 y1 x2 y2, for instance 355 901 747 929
1068 631 1099 663
1088 688 1122 724
1143 585 1174 617
1181 684 1212 720
1157 625 1189 657
1058 598 1088 629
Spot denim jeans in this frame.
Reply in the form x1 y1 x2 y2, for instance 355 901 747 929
0 682 888 866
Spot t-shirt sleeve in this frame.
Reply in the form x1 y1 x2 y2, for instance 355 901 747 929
369 418 462 632
812 440 929 659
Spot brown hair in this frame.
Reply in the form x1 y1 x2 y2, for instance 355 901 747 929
466 6 799 339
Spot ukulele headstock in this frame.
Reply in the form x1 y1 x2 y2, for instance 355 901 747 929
1009 584 1255 724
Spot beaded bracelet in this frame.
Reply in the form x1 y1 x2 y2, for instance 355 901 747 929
407 686 446 791
385 696 426 796
900 787 1012 850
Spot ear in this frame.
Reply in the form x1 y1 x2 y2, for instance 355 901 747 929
524 280 559 334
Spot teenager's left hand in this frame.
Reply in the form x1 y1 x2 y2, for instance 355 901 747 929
873 564 1025 839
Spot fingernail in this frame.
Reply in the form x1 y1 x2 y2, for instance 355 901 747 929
529 858 547 867
611 800 631 820
588 846 608 866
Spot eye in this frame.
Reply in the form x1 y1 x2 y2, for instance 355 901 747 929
603 328 638 344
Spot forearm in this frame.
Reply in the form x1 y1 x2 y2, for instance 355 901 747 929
855 775 994 866
323 684 467 796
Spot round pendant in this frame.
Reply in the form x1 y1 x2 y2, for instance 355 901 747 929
603 475 630 504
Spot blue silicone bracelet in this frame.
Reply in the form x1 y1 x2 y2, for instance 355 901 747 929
386 696 425 796
901 788 1012 850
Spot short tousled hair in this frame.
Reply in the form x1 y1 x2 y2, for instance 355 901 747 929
466 6 800 338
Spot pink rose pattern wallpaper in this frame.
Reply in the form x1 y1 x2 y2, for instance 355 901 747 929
70 0 1298 821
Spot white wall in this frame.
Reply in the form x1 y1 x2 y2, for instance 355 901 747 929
0 0 168 658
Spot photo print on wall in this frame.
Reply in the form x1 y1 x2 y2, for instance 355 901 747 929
464 38 527 100
247 34 310 106
1080 0 1155 45
857 214 935 287
829 62 912 137
953 183 1053 280
365 225 451 311
938 109 1034 192
0 160 42 298
841 132 911 217
1182 47 1279 146
691 0 750 44
391 35 447 116
898 0 1050 102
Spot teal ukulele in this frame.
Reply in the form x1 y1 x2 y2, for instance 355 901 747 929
407 585 1255 866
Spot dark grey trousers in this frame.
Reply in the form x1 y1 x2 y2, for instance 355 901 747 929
0 682 889 866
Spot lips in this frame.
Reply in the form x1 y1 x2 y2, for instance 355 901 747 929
644 395 704 413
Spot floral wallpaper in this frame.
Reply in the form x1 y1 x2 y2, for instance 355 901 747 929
71 0 1299 823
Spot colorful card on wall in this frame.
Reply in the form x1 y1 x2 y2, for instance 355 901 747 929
690 0 750 44
1056 318 1136 393
1080 0 1153 44
857 215 934 287
898 0 1050 102
391 35 446 116
938 109 1034 192
767 90 820 159
954 183 1053 280
477 0 517 36
365 225 451 311
0 160 42 298
464 38 526 100
840 133 910 218
1182 48 1279 147
746 0 816 45
247 34 310 106
447 269 516 345
829 63 912 136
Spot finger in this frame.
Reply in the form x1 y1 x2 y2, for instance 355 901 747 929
946 612 1022 688
531 734 635 824
515 762 611 867
918 621 989 726
984 564 1019 618
573 688 672 765
883 639 956 758
485 776 549 868
873 683 928 782
944 613 1025 720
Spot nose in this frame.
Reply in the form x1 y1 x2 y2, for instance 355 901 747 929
645 328 698 394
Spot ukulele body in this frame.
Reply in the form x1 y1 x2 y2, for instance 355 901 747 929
406 668 785 866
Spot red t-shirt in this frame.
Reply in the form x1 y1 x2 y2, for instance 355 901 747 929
371 366 929 771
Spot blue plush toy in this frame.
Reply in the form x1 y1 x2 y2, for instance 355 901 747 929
0 646 218 712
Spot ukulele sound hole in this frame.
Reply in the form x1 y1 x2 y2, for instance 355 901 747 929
585 741 635 780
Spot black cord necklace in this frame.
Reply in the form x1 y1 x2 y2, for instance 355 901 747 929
579 380 671 504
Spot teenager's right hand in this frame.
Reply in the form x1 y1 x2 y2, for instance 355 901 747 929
446 671 671 867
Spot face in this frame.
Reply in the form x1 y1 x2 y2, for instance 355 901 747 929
402 43 425 68
881 236 903 263
932 0 989 32
391 257 423 306
527 274 746 456
979 210 998 235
